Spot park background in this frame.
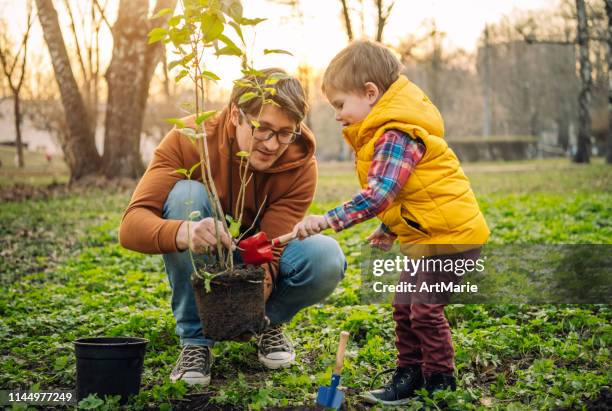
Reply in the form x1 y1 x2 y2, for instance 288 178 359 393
0 0 610 409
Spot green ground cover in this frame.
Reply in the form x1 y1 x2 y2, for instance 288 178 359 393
0 159 610 410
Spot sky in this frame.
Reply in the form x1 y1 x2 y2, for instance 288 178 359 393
0 0 554 91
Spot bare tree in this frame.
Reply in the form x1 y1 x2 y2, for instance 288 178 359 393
36 0 176 180
61 0 109 134
102 0 177 178
338 0 394 42
0 4 34 168
516 0 594 162
340 0 354 41
605 0 612 164
481 25 493 137
575 0 592 162
36 0 102 180
374 0 394 42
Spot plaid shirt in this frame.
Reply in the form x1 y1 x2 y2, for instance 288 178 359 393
325 129 425 235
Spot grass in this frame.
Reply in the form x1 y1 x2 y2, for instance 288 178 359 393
0 146 69 186
0 159 610 410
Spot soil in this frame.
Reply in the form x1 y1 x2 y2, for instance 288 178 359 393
192 264 268 341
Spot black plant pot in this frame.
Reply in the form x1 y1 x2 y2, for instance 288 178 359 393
74 337 148 404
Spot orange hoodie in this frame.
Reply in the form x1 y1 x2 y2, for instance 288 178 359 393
119 107 317 278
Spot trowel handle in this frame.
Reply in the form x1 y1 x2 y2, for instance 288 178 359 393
333 331 350 375
271 232 297 246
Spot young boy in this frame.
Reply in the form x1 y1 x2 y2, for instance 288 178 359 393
292 40 489 405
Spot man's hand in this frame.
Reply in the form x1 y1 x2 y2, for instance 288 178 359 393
176 217 232 253
292 215 329 240
367 226 397 251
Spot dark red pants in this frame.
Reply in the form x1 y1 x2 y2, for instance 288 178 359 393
392 248 481 376
393 303 454 375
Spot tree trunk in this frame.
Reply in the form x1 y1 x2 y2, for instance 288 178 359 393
36 0 101 180
557 115 570 152
606 0 612 164
574 0 592 163
482 25 492 138
13 94 24 168
340 0 353 41
102 0 176 178
375 0 394 42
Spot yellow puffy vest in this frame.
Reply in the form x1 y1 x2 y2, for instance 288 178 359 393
343 75 489 255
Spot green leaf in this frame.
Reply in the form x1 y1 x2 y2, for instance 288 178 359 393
168 52 194 71
263 48 293 56
168 59 183 71
148 27 168 44
167 15 182 27
174 168 189 177
238 92 257 105
264 73 288 85
202 13 224 42
236 151 250 157
240 17 266 26
53 355 68 371
196 110 217 125
229 21 245 45
264 87 277 96
152 7 173 19
200 70 221 81
224 1 243 21
229 220 241 238
241 68 264 77
188 161 202 175
79 395 104 410
169 27 190 47
175 69 190 83
216 45 242 57
264 99 280 107
204 276 212 293
165 118 186 128
218 34 241 53
234 79 255 88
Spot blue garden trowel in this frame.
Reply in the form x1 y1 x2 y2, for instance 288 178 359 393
316 331 350 410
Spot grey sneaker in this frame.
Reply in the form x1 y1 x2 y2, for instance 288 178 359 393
170 345 212 386
257 325 296 369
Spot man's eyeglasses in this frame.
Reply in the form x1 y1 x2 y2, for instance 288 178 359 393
240 109 301 145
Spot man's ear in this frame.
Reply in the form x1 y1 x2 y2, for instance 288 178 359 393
230 103 240 127
364 82 380 105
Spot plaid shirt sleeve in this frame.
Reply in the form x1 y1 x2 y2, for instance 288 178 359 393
324 129 425 232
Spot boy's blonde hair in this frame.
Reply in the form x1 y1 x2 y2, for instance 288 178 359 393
322 40 402 96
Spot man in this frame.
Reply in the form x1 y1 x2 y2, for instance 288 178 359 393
119 68 346 386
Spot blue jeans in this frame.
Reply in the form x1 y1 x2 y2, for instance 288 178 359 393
162 180 347 346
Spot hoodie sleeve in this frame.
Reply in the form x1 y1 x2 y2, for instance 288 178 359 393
258 157 317 281
119 128 186 254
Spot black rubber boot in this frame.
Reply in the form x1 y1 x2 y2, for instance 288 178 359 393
361 365 424 406
424 372 457 394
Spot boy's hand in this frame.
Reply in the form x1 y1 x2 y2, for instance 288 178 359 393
367 227 397 251
292 215 329 240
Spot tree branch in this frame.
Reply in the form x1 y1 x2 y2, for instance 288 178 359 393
92 0 112 31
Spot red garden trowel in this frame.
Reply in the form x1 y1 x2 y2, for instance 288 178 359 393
238 231 296 265
317 331 350 410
